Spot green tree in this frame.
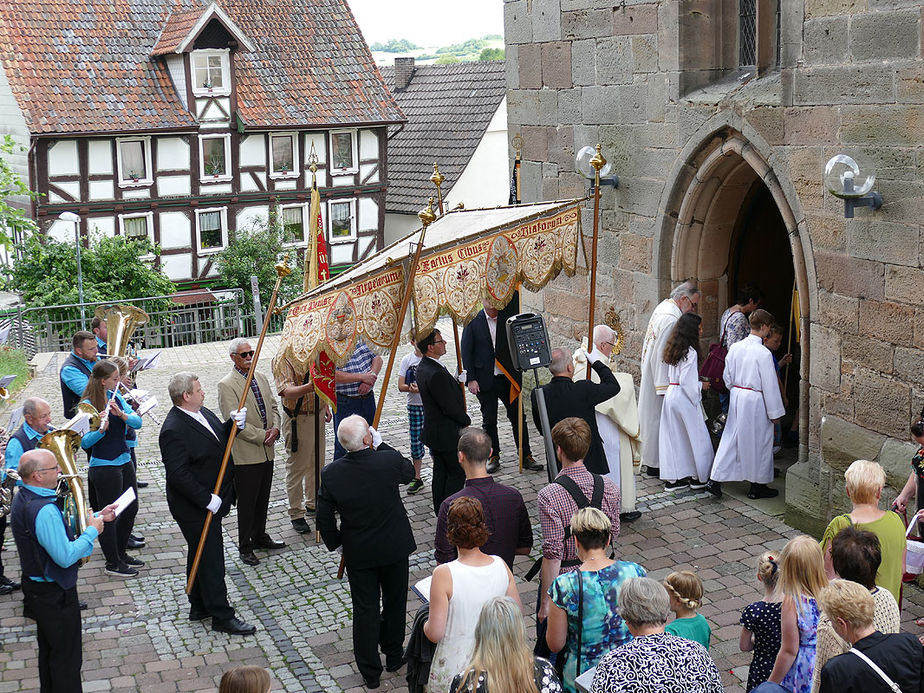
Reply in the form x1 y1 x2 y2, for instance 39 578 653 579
478 47 504 61
434 55 461 64
370 38 419 52
214 216 304 310
0 135 39 250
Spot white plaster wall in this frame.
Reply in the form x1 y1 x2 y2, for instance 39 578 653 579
122 188 151 200
157 137 190 171
329 243 353 265
201 182 232 195
198 98 230 124
160 254 191 281
158 211 191 249
274 178 296 191
443 99 509 211
359 129 379 160
88 217 115 238
331 175 353 188
383 212 421 247
305 133 328 188
360 162 379 184
49 181 80 202
88 140 113 175
240 134 265 168
89 180 114 200
241 171 264 193
0 62 31 210
158 175 191 197
236 205 269 232
358 197 378 231
165 55 188 110
46 219 75 243
48 140 79 176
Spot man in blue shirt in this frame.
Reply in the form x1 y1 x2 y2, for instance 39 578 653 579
10 448 114 692
59 331 98 419
90 316 107 354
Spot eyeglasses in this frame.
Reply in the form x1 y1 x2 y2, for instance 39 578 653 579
602 341 616 347
235 350 255 358
433 339 446 345
36 466 59 474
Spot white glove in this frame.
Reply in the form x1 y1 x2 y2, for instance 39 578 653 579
206 494 222 514
457 369 467 384
584 347 603 365
230 407 247 430
369 426 383 449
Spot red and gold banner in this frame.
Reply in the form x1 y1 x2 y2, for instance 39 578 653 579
305 186 336 410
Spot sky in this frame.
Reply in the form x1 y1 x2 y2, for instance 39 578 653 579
346 0 504 47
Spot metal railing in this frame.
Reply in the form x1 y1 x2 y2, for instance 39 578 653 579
0 288 262 355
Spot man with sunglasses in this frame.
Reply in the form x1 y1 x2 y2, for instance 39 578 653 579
10 448 115 692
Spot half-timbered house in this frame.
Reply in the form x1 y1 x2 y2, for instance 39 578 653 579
0 0 404 284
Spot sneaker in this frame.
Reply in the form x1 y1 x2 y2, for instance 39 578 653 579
705 480 723 498
688 479 708 491
407 478 424 495
105 563 139 578
664 479 688 491
121 555 145 568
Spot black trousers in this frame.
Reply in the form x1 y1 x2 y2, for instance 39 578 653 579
23 579 83 693
430 447 465 515
233 460 273 552
476 373 532 458
346 557 409 681
87 463 137 567
176 514 234 621
0 515 6 577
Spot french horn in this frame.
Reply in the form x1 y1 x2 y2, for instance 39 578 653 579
37 429 91 564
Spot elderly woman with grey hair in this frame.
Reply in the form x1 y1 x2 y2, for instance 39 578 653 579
590 577 724 693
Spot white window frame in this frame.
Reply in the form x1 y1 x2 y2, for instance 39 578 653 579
190 49 232 97
116 137 153 188
118 212 153 241
327 198 357 244
269 133 299 179
329 129 358 174
199 134 232 182
280 204 307 246
195 207 228 254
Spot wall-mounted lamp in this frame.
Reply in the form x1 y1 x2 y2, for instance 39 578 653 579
575 145 618 191
824 153 882 219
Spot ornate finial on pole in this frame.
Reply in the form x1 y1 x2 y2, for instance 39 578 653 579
430 162 445 189
308 142 319 186
590 143 606 173
418 197 437 227
275 253 292 278
512 133 523 157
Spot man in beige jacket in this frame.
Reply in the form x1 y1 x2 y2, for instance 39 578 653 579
572 324 643 522
218 338 283 566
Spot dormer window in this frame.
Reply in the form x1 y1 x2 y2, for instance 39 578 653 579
192 49 231 96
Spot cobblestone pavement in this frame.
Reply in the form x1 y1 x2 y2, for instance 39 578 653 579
2 320 923 692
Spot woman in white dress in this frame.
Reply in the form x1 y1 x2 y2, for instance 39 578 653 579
425 496 521 693
658 313 713 490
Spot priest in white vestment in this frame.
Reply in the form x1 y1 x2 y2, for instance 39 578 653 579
572 324 642 521
637 281 701 474
708 309 785 500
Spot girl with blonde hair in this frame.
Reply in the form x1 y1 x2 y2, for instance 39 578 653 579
740 551 783 691
451 596 561 693
767 535 827 693
664 570 711 647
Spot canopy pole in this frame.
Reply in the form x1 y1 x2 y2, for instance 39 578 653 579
585 145 606 380
186 256 291 594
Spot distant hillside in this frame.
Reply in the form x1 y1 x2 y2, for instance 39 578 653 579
370 34 504 66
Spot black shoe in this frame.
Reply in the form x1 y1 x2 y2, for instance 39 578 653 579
688 479 708 491
291 518 311 534
385 656 406 673
362 676 381 689
705 480 723 498
121 555 145 568
305 507 316 516
486 455 500 474
136 481 149 489
523 455 544 472
105 562 139 578
189 607 209 621
254 536 286 550
239 551 260 566
79 600 88 610
664 479 688 491
0 583 14 596
644 465 659 476
747 483 780 500
212 617 257 636
619 511 642 523
0 575 20 591
127 537 145 550
131 533 145 543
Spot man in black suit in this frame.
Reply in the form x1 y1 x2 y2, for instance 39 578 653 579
158 371 256 636
416 328 471 515
317 415 415 689
461 294 542 474
531 347 620 475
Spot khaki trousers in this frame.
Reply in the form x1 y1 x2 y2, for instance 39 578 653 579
282 411 325 519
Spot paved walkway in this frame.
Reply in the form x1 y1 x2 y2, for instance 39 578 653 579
2 323 923 692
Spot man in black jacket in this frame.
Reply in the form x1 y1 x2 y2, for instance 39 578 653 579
415 329 471 515
317 415 416 689
460 293 541 474
531 346 620 475
158 371 256 636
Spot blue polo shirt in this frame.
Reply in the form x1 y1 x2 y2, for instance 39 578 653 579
21 483 99 582
80 392 142 466
4 421 43 479
60 352 97 397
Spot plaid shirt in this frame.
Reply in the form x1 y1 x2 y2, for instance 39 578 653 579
537 464 620 571
235 365 267 427
335 341 375 398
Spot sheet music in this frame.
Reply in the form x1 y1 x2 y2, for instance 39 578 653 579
111 487 136 517
137 396 158 416
411 576 432 602
62 413 91 435
0 374 16 388
130 352 162 373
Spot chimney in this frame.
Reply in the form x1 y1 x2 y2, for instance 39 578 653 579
394 57 415 91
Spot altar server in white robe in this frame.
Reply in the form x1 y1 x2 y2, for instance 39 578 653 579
638 281 701 475
572 324 643 522
659 313 714 490
707 309 785 500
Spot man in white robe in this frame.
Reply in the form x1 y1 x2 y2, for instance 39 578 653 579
637 281 700 475
707 309 785 500
572 324 643 522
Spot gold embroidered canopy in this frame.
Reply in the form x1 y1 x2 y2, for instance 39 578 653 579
276 199 584 370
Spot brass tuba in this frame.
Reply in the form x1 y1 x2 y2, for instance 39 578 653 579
94 304 149 357
37 430 91 565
